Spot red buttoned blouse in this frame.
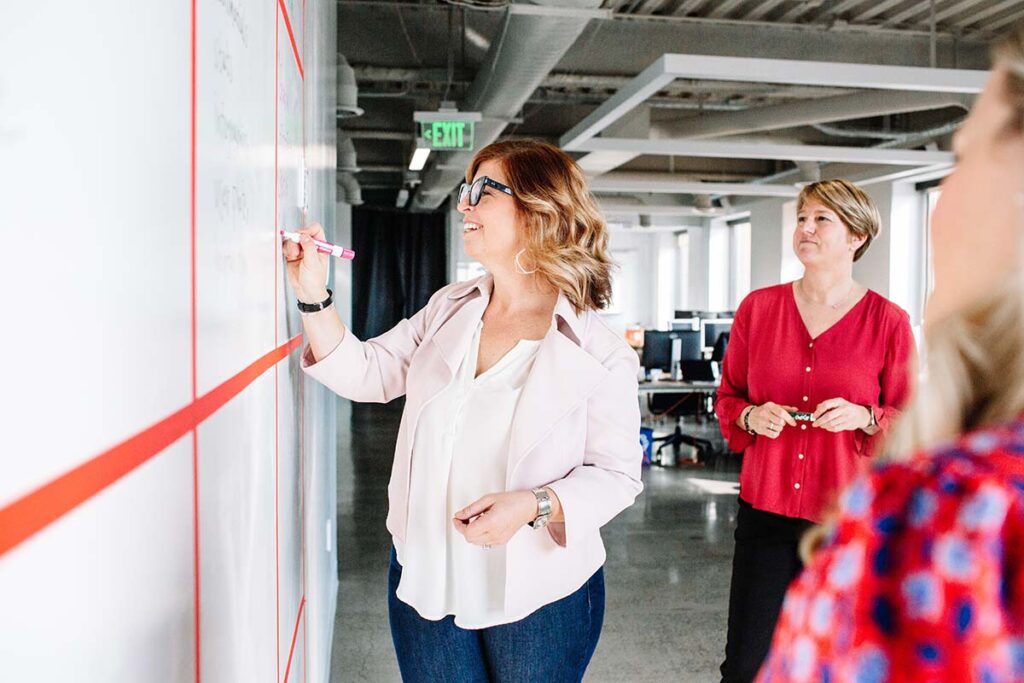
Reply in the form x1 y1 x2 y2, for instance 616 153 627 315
715 283 915 522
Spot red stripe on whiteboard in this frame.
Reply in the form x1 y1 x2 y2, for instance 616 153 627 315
189 0 200 679
283 596 306 683
0 335 304 559
278 0 304 80
299 2 309 680
274 3 283 681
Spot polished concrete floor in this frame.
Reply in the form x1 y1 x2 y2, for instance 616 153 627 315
330 400 741 682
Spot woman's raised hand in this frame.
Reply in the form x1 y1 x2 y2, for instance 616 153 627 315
283 223 330 304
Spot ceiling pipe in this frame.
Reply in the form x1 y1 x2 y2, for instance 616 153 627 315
337 54 364 118
338 172 364 206
337 135 361 173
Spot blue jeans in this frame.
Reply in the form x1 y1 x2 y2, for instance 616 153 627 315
387 547 605 682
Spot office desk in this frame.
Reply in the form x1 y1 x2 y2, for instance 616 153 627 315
638 380 719 394
639 380 723 466
638 379 720 420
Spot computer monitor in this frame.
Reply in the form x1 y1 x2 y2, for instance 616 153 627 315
674 310 706 319
642 330 703 372
711 332 730 362
669 317 700 332
701 319 733 351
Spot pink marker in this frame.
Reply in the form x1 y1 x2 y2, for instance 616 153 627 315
280 230 355 260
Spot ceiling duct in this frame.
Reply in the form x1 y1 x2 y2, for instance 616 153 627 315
338 135 361 173
651 90 972 140
579 87 972 176
338 172 363 206
410 0 604 211
337 54 364 119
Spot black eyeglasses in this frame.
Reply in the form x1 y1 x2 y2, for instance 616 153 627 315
458 176 513 207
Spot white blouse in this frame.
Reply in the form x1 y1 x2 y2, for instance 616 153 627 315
393 321 542 629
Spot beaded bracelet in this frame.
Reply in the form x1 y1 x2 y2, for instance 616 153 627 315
743 406 756 435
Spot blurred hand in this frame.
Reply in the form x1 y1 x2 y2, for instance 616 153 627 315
452 491 537 548
812 398 871 432
283 223 330 304
749 402 798 439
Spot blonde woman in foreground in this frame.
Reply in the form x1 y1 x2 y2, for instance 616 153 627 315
757 24 1024 683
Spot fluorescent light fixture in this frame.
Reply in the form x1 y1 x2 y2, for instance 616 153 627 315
395 188 410 208
409 147 431 171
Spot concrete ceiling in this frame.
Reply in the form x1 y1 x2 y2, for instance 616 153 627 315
337 0 1012 211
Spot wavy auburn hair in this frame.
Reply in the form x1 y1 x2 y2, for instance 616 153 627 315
466 139 614 313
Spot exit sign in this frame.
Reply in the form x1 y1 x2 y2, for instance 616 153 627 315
419 120 475 150
413 110 482 151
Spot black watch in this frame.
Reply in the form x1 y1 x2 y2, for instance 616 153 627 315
297 288 332 313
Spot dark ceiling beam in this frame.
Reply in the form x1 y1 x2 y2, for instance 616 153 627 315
339 0 998 40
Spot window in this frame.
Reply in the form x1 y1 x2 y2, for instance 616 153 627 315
456 261 486 282
708 223 730 311
609 249 640 317
924 187 940 304
730 220 751 308
657 239 677 328
676 231 690 310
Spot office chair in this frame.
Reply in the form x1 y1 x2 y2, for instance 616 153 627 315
648 393 716 466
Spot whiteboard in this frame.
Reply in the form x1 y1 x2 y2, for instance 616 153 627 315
0 0 338 681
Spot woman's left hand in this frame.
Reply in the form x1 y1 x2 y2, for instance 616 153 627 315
452 491 537 548
812 398 871 432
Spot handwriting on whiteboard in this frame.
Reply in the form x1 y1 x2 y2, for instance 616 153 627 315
213 0 248 45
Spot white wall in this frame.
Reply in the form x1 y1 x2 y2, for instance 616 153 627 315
0 1 337 681
607 229 660 330
748 198 788 291
860 181 927 324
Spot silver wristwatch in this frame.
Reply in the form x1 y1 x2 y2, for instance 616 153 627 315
528 488 552 529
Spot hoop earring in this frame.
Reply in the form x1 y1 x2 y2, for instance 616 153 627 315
514 249 538 275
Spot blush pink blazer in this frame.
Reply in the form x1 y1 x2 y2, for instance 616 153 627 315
302 274 643 617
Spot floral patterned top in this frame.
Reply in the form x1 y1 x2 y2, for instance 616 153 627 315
757 417 1024 683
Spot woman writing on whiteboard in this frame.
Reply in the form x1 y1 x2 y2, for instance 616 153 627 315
714 179 915 682
283 139 642 682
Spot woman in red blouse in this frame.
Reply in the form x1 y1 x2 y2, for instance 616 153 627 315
758 25 1024 683
715 179 915 682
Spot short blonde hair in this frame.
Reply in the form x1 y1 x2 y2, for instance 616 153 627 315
467 139 613 313
797 179 882 262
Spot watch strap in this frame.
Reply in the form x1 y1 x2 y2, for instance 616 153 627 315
297 288 333 313
528 488 552 529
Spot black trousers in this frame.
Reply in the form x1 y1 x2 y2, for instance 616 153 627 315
720 498 813 683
